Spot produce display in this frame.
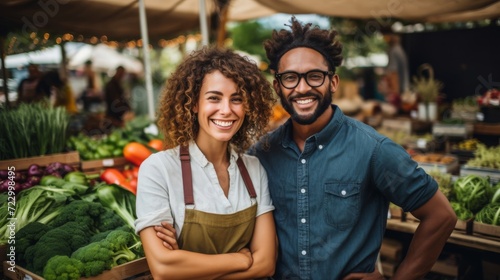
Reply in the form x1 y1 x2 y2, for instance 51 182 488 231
0 162 83 193
67 115 161 160
427 168 453 199
453 175 493 214
466 144 500 170
412 153 456 165
451 138 481 152
0 161 142 279
0 103 69 160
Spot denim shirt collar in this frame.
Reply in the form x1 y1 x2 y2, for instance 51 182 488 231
280 104 347 149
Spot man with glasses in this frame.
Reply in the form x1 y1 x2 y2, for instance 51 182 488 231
249 17 456 280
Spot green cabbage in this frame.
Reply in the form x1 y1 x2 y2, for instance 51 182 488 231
453 175 492 213
475 203 500 225
450 202 474 221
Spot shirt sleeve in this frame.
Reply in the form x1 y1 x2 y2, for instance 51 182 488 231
134 153 174 234
372 138 438 212
244 155 275 217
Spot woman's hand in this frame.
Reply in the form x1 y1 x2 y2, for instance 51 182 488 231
154 221 179 250
235 247 253 271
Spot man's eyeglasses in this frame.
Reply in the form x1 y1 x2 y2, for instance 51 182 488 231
275 70 334 89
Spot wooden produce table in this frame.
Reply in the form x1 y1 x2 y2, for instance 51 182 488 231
386 219 500 254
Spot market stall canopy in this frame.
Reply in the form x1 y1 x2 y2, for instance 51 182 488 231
68 44 144 75
1 0 499 42
4 43 143 75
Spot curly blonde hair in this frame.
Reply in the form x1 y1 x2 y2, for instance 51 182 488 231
157 47 276 153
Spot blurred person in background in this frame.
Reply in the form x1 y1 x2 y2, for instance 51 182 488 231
104 66 133 127
35 69 78 113
380 30 410 109
17 63 42 104
78 60 103 112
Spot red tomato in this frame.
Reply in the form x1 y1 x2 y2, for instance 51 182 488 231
148 139 164 151
100 168 136 194
123 142 152 166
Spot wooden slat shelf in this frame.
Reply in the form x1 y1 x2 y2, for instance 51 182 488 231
474 123 500 136
386 219 500 254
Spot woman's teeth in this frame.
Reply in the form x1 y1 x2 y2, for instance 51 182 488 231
213 120 233 127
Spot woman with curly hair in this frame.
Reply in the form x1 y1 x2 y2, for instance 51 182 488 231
135 46 277 279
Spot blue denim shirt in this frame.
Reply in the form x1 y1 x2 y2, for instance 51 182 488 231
250 105 437 280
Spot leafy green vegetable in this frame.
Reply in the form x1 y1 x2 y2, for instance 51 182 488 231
71 229 139 277
43 255 84 280
48 200 126 233
492 184 500 204
428 168 453 200
0 102 69 160
23 221 92 275
15 222 52 265
453 175 492 213
0 185 75 244
91 183 137 229
475 203 500 225
450 202 474 221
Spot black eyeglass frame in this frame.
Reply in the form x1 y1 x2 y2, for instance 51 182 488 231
275 70 334 89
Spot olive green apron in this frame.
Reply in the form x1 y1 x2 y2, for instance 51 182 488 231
177 145 257 254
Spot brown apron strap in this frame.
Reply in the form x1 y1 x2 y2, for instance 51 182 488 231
180 145 257 203
236 157 257 199
180 145 194 205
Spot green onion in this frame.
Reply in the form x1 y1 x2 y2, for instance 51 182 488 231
0 102 69 160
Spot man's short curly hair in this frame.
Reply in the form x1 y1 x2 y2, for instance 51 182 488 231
157 47 276 153
264 16 343 73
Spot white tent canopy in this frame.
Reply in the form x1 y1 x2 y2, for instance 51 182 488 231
68 44 144 75
4 43 143 75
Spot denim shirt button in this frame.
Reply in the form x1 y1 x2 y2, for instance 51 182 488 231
301 188 306 193
301 218 306 223
301 159 306 164
341 190 347 196
318 144 323 149
301 250 307 255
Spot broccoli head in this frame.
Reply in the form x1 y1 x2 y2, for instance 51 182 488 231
15 222 52 267
105 229 138 265
71 242 114 277
48 199 126 233
71 229 139 276
24 221 92 275
43 255 84 280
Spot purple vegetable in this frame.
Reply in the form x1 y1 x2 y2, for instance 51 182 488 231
26 176 41 186
0 170 8 180
20 182 33 192
44 162 63 175
28 164 44 177
13 172 26 183
61 164 75 176
45 172 62 178
0 180 10 193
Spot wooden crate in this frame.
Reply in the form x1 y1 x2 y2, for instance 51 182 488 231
455 219 473 235
430 258 458 277
3 257 149 280
80 157 130 175
0 151 80 172
379 238 403 262
380 261 398 278
473 222 500 239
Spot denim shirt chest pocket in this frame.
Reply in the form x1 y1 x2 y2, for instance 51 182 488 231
324 182 361 230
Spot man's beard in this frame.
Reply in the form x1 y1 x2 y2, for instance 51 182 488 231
277 84 333 125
